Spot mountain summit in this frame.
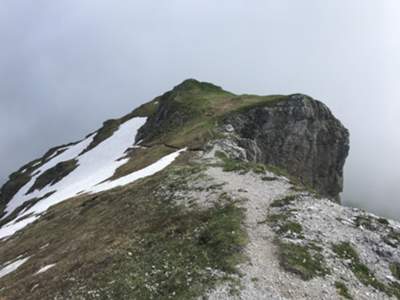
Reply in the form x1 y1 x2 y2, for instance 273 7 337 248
0 80 399 299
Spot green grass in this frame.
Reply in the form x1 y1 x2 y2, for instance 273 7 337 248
332 242 359 260
270 195 297 208
267 205 303 239
267 190 328 281
106 202 247 299
215 151 266 174
277 241 330 280
335 281 353 299
390 262 400 280
264 213 289 224
0 159 247 300
134 79 289 150
214 151 298 184
332 242 391 295
275 221 303 238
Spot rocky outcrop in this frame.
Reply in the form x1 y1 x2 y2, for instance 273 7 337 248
223 94 349 201
134 81 349 201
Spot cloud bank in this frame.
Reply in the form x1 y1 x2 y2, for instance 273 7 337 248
0 0 399 219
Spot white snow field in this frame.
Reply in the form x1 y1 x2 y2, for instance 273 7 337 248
0 117 185 239
0 256 30 278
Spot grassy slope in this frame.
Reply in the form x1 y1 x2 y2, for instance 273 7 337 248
137 79 288 149
0 153 247 299
110 80 288 179
0 79 291 299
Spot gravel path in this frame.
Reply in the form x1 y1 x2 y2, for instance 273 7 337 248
201 166 396 299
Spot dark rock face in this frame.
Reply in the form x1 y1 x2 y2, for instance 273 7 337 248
0 172 31 217
135 90 191 144
26 159 78 194
224 94 350 201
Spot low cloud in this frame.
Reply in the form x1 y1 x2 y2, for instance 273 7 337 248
1 1 399 219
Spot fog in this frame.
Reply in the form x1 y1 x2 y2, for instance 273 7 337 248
0 1 399 219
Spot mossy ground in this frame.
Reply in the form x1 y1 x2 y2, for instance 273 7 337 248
0 155 247 300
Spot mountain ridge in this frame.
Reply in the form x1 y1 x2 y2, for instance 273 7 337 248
0 79 399 300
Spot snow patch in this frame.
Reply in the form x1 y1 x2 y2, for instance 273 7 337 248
35 264 56 275
0 257 30 279
31 161 42 167
0 117 186 239
90 148 186 194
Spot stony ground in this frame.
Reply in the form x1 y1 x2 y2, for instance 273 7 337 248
170 146 400 300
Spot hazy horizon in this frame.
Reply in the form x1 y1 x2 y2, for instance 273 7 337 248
1 1 399 220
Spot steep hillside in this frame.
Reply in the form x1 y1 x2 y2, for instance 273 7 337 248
0 79 399 300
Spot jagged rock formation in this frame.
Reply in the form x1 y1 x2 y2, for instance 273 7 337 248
0 79 398 300
223 94 349 201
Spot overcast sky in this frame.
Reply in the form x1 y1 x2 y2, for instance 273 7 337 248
0 1 399 219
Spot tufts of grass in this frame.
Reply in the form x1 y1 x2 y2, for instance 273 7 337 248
266 208 303 239
215 151 266 175
270 195 297 208
390 262 400 280
335 281 353 299
268 207 327 279
275 221 303 238
332 242 359 261
105 201 247 299
332 242 390 295
277 241 330 280
389 282 400 299
263 213 289 225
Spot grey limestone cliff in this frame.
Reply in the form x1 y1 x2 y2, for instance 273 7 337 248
223 94 349 201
